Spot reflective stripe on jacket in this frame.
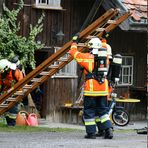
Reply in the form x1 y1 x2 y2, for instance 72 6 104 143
69 42 109 96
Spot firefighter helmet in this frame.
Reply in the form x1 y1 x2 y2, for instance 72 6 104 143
0 59 11 73
10 55 20 70
87 37 102 49
11 55 19 64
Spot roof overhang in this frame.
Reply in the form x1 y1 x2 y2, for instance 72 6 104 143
102 0 147 32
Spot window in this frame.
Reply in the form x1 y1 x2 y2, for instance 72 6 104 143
52 47 77 78
118 56 134 86
34 0 63 10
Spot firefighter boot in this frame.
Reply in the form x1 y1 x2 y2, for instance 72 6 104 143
96 130 105 137
104 128 113 139
84 133 96 139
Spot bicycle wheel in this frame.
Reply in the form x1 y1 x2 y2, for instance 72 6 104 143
112 109 130 126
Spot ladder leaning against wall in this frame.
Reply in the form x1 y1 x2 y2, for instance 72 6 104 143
0 8 131 115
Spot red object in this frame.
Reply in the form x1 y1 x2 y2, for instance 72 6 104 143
101 38 107 43
27 113 38 126
0 69 24 91
16 111 29 126
101 39 107 49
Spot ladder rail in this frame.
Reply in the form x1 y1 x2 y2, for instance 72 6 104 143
0 9 131 115
98 11 132 38
0 8 116 105
1 12 131 104
79 9 119 44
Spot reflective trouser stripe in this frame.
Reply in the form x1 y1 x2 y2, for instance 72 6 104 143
84 119 96 126
85 121 96 126
95 117 101 122
5 113 17 119
100 114 110 123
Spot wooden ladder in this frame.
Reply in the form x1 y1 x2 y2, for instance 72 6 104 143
0 9 131 115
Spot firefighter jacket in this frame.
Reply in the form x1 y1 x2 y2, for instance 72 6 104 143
69 42 109 96
0 69 24 93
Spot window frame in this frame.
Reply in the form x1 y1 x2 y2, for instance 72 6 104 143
117 55 134 86
33 0 64 10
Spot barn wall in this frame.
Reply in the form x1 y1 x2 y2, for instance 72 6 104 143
108 28 147 90
108 28 147 120
4 0 95 120
5 0 147 121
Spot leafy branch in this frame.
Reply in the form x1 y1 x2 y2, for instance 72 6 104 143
0 0 44 69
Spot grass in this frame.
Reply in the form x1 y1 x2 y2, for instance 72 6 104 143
0 118 135 133
0 123 134 133
0 123 82 133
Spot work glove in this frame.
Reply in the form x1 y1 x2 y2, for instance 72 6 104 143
72 33 79 43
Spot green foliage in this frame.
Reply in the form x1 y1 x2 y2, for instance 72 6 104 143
0 122 82 132
0 0 44 69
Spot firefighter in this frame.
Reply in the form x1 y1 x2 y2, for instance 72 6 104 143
0 59 24 126
94 38 113 137
69 35 113 139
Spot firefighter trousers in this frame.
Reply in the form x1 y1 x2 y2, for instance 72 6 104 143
5 103 18 126
83 96 112 135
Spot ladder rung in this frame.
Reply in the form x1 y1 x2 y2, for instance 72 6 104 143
23 85 32 89
77 43 86 47
107 20 116 24
40 71 50 76
57 58 68 62
31 78 41 82
54 47 61 50
96 27 105 32
49 65 59 68
86 35 97 39
14 91 24 96
0 104 8 108
6 97 16 101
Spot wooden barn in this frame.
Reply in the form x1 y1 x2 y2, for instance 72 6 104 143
1 0 147 123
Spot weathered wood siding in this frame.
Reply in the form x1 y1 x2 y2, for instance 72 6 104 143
5 0 95 120
108 28 147 94
108 28 147 120
5 0 147 120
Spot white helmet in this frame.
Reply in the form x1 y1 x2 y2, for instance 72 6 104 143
106 44 112 60
0 59 11 73
87 37 102 49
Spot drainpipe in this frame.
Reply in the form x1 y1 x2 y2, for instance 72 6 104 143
116 0 128 11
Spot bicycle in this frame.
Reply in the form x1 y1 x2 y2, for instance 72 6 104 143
76 85 130 126
108 93 130 126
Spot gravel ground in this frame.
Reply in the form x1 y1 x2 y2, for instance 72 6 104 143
0 120 147 148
